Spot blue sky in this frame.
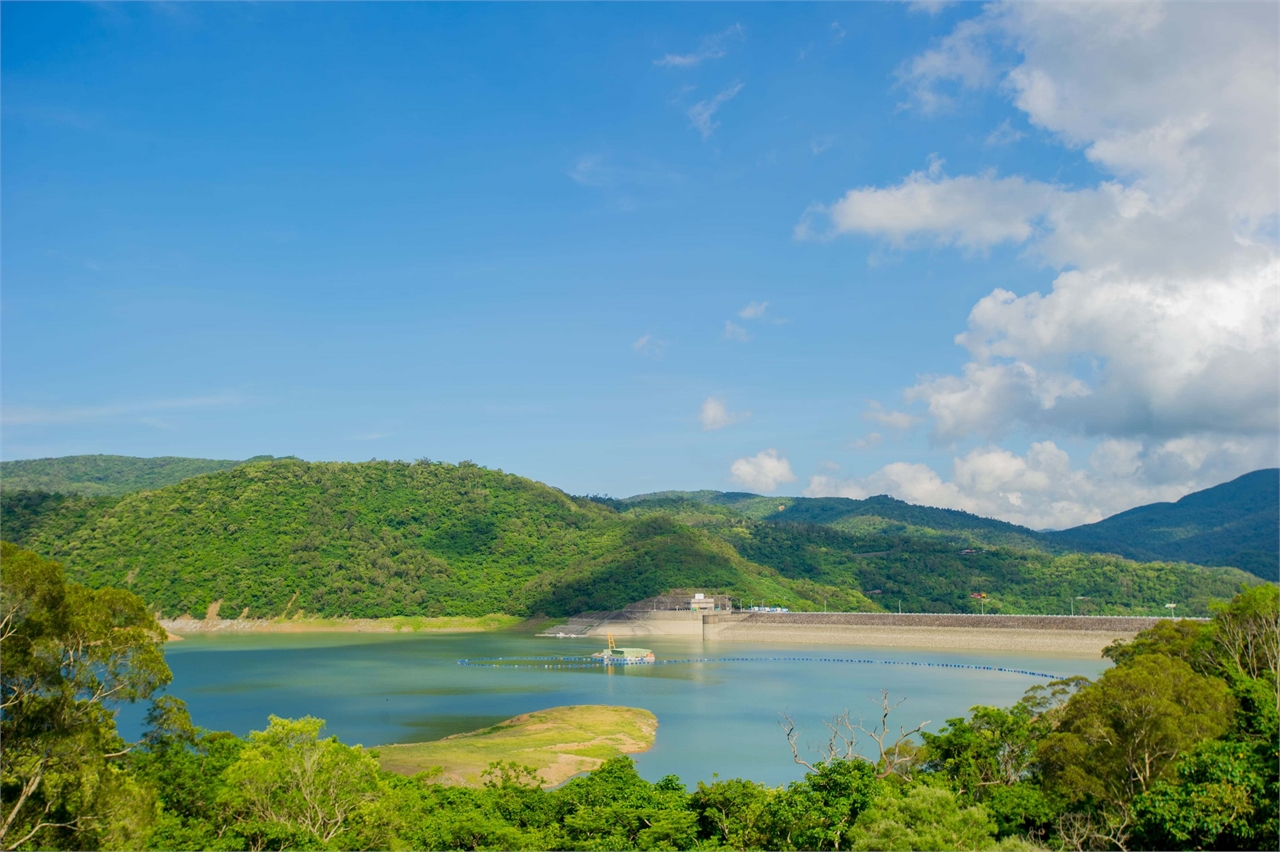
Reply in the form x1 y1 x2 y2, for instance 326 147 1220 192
3 2 1275 527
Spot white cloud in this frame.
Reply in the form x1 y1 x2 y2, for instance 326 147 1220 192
688 81 744 140
699 397 750 431
723 320 751 342
730 448 796 493
803 0 1278 470
984 119 1024 147
655 24 744 68
738 300 769 319
804 435 1277 530
801 162 1058 250
632 334 667 358
863 401 918 431
810 134 835 155
829 22 846 44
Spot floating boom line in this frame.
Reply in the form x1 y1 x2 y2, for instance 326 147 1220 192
455 655 1060 679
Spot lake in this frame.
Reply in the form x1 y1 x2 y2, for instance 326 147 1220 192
120 631 1111 787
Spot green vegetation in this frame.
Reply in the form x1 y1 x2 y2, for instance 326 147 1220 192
3 458 1258 620
629 470 1280 582
3 459 844 620
0 454 280 497
1044 468 1279 581
3 544 1275 851
378 705 658 787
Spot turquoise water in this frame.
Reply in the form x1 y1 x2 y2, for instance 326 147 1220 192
119 632 1110 787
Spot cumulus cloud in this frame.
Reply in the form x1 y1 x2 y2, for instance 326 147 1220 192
688 81 744 140
730 448 796 492
801 1 1278 516
723 320 751 342
738 300 769 319
700 397 750 431
655 24 744 68
805 435 1277 530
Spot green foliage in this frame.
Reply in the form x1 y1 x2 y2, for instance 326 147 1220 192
0 543 171 851
1044 468 1279 580
848 785 998 851
10 459 839 620
700 515 1253 616
1040 654 1235 807
220 715 383 848
0 454 273 497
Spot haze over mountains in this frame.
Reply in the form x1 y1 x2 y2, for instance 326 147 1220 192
0 456 1268 621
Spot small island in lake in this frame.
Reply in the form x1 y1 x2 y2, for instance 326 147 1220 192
377 705 658 787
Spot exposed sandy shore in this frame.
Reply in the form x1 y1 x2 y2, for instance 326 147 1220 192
708 624 1132 656
160 613 523 636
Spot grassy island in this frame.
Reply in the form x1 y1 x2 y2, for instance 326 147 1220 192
377 705 658 787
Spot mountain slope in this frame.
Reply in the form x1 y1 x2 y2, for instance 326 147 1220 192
4 459 858 619
0 454 280 496
609 497 1257 616
1046 469 1279 580
620 491 1044 548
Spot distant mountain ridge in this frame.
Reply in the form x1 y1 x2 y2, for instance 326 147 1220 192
0 454 283 496
1043 468 1278 581
625 470 1279 581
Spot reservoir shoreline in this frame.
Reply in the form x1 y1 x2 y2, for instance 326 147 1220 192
162 610 1182 655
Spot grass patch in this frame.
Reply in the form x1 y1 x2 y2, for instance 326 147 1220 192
376 704 657 788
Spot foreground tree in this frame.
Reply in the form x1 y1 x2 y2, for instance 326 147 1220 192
0 542 170 851
219 715 383 848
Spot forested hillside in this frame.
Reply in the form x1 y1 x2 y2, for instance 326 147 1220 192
2 459 860 620
1044 468 1279 580
611 496 1257 616
0 453 279 496
632 473 1280 581
619 490 1044 548
3 458 1256 620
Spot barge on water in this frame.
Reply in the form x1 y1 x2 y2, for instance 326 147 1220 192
591 634 655 664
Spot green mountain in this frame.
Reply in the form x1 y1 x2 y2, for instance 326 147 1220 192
3 458 1256 620
619 491 1044 548
1044 468 1279 581
0 454 280 496
2 459 864 620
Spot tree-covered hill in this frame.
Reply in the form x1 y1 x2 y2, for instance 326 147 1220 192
3 458 1259 620
609 497 1258 617
2 459 858 620
630 473 1280 581
1043 468 1279 581
620 491 1046 549
0 454 281 496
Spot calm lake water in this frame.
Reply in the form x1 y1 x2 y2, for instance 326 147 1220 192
119 632 1110 787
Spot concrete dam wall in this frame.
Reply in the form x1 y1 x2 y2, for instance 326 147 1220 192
578 611 1186 656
